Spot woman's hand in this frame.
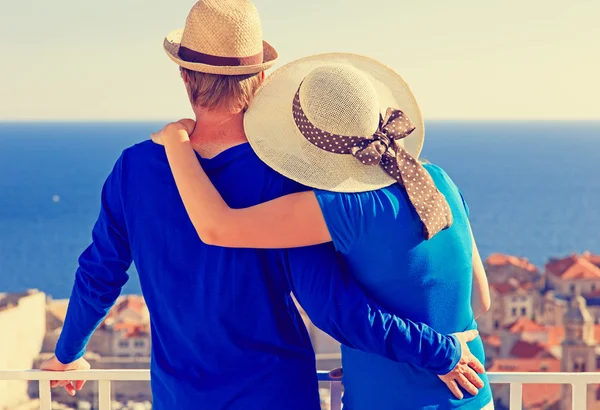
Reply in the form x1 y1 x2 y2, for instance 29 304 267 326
151 119 196 146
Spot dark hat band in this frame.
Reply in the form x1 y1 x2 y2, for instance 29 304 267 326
178 46 264 67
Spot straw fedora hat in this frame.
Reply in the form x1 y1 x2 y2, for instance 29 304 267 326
244 53 425 193
163 0 278 75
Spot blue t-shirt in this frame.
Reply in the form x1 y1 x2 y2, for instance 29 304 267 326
55 143 461 410
315 164 492 410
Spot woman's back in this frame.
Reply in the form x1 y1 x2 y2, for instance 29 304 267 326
315 163 492 410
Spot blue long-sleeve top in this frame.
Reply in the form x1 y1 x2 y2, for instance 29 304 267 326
55 142 460 410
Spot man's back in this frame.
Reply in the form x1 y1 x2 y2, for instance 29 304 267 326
118 141 319 409
54 140 467 409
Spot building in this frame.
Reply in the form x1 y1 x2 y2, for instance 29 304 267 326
479 278 538 334
0 290 46 410
560 292 598 410
485 253 540 284
545 254 600 297
111 322 151 357
42 295 152 358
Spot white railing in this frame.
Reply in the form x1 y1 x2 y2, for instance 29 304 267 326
1 370 598 410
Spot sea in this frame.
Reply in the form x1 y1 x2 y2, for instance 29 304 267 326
0 121 598 298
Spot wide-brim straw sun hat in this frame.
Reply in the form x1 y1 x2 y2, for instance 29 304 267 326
163 0 278 75
244 53 425 193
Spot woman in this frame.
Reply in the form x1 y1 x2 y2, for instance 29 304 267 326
153 54 493 410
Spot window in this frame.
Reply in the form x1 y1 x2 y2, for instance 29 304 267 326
119 340 129 348
494 320 500 330
521 307 527 316
581 363 587 372
573 363 579 371
512 297 518 302
592 284 596 292
570 284 576 293
512 307 517 316
134 340 145 348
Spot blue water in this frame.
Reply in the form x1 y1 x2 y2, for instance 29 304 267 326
0 121 598 298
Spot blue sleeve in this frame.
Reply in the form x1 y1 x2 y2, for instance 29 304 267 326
282 243 461 374
55 155 132 364
314 190 361 253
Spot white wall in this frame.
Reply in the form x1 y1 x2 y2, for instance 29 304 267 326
0 292 46 409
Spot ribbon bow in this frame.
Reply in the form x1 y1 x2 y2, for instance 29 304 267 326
291 90 454 239
350 108 416 166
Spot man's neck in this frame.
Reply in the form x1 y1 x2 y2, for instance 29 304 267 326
189 110 248 159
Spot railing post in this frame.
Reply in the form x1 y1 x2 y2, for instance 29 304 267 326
329 381 342 410
509 382 523 410
98 380 111 410
39 380 52 410
572 382 587 410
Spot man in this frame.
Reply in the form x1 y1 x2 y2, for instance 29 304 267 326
41 1 484 409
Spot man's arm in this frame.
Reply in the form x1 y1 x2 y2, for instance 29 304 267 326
54 154 132 363
283 244 457 373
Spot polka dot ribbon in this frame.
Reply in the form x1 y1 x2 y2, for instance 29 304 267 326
292 89 453 239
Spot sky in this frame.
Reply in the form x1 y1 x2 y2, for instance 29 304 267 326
1 0 599 121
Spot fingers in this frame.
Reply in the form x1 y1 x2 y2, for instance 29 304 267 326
456 330 479 343
468 355 485 374
329 367 343 379
51 379 77 396
463 367 484 389
64 381 76 396
177 119 196 134
456 374 479 397
442 378 463 400
74 379 87 391
52 380 70 388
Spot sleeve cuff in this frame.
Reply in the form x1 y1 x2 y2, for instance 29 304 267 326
438 334 461 375
55 346 85 365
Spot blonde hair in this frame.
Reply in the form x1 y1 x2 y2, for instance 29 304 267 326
181 68 263 113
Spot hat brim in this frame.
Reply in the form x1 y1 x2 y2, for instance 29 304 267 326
163 29 278 75
244 53 425 193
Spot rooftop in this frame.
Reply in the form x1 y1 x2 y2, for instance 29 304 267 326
486 253 538 273
490 279 536 295
545 254 600 280
504 317 547 333
509 340 555 359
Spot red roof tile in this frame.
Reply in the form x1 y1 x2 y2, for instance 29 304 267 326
546 255 600 279
486 253 539 272
490 279 536 295
509 340 554 359
115 295 146 315
583 251 600 268
504 317 546 333
480 333 502 347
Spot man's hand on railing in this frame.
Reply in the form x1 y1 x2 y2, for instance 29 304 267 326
437 330 485 399
39 355 91 396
